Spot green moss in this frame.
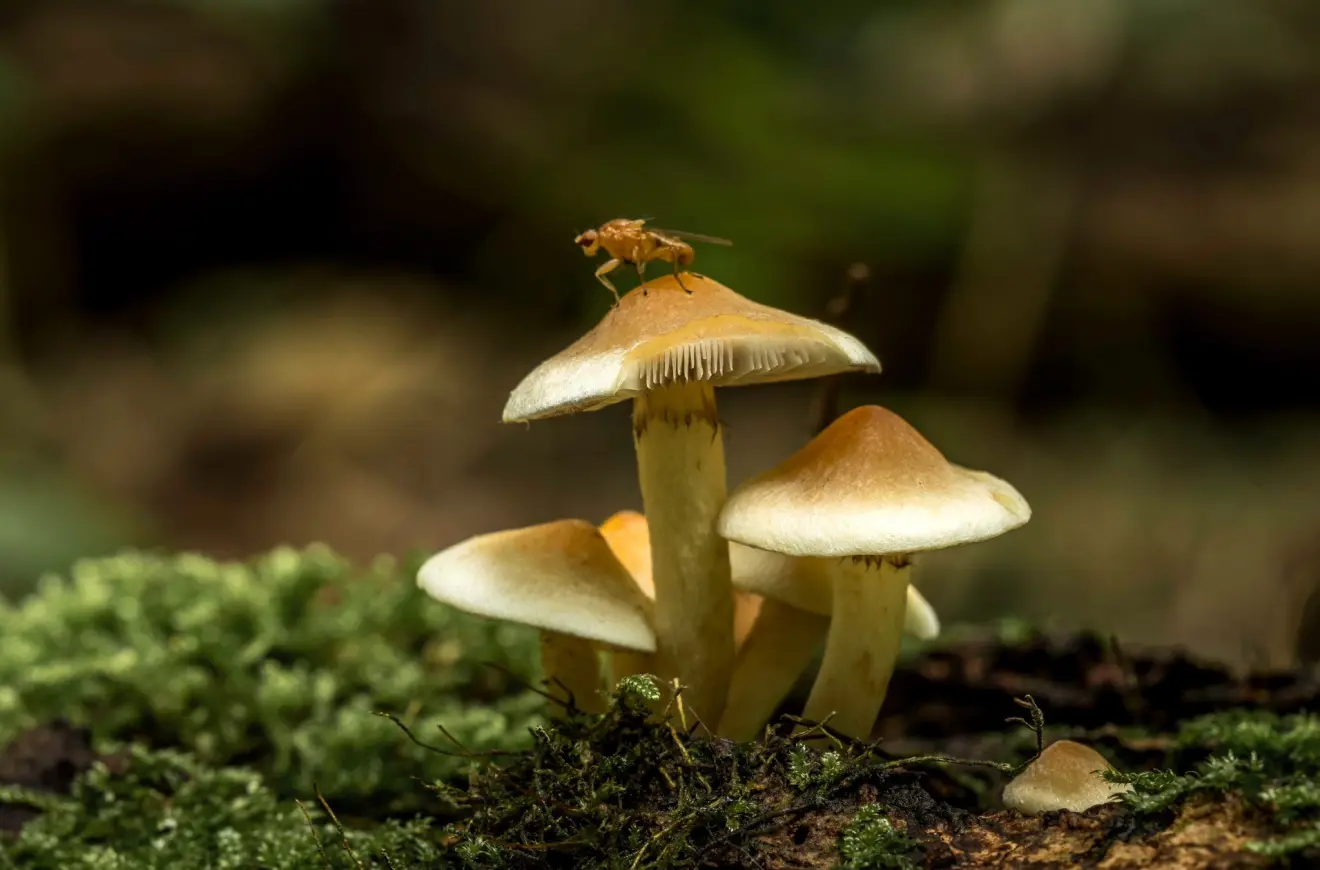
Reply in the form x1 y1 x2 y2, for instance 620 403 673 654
0 746 447 869
835 805 917 870
0 547 544 812
1106 710 1320 859
8 547 1314 868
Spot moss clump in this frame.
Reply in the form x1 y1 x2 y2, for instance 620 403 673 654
0 547 544 812
835 805 918 869
0 745 445 869
436 677 984 869
1107 710 1320 860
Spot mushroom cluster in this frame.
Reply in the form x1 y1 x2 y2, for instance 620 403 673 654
418 270 1031 741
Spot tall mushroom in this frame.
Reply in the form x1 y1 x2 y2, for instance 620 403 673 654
718 405 1030 739
503 274 880 725
417 519 655 715
718 546 942 741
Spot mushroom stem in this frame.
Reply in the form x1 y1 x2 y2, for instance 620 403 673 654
801 555 910 740
633 380 734 729
718 598 829 741
540 631 606 716
608 650 657 686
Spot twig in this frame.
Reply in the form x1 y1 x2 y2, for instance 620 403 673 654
807 262 870 436
315 785 366 870
296 799 333 870
546 675 581 713
374 711 518 758
481 660 574 710
780 713 848 750
1004 694 1046 764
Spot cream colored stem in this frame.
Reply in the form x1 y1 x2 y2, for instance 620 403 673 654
608 650 658 686
633 381 734 730
718 598 829 741
801 557 910 740
540 632 605 716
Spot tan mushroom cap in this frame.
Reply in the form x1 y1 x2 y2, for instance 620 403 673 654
730 545 941 640
719 405 1031 558
503 274 880 422
600 510 653 597
1002 740 1131 814
417 519 656 652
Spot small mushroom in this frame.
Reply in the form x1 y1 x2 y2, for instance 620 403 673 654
1002 740 1132 814
599 509 765 684
717 545 942 741
718 405 1030 740
417 519 655 715
504 275 879 725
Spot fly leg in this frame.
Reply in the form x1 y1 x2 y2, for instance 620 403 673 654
671 259 692 294
635 260 650 296
595 258 622 302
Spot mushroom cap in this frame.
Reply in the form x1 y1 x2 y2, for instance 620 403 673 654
599 510 653 597
1002 740 1131 815
503 274 880 422
600 509 766 648
417 519 656 652
718 405 1031 557
730 545 941 639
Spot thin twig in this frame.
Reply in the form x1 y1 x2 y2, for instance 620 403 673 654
374 711 518 759
481 660 574 709
1004 694 1046 765
807 262 870 436
315 785 366 870
296 799 333 870
781 713 849 750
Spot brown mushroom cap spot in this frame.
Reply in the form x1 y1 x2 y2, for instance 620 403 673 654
1002 740 1132 815
719 405 1031 558
417 519 656 652
503 274 879 422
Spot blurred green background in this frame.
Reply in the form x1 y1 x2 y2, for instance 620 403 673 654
0 0 1318 670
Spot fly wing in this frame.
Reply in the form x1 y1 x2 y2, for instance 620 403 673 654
649 227 734 246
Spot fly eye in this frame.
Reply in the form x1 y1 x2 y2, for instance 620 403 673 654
577 231 596 247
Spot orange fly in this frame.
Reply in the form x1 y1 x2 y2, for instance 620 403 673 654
574 218 732 300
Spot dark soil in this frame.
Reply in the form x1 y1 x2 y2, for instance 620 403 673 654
0 721 122 832
879 631 1320 743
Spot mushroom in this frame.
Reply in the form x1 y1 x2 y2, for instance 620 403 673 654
504 274 879 725
718 405 1030 740
417 519 655 715
1002 740 1131 814
597 508 942 739
717 546 942 741
599 509 766 685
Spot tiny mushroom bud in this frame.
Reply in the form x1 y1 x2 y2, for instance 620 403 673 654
417 519 655 716
505 275 879 727
1002 740 1132 814
717 545 942 741
719 405 1030 740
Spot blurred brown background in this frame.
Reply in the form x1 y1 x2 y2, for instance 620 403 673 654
0 0 1318 670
